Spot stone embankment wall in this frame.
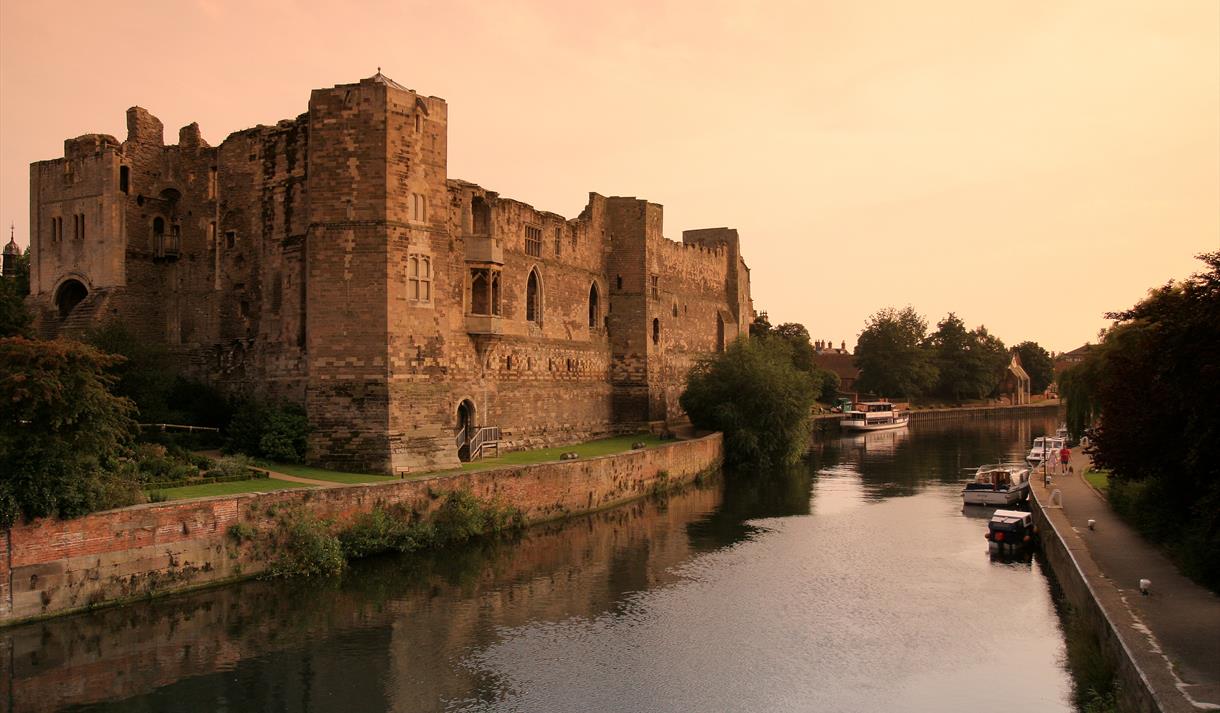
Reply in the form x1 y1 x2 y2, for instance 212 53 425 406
0 433 721 627
1030 487 1179 713
906 401 1059 423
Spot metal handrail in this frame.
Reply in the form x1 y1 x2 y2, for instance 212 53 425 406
469 426 501 460
455 427 466 449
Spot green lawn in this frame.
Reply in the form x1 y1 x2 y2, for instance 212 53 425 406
1085 469 1111 494
257 461 397 484
458 434 664 472
153 478 309 501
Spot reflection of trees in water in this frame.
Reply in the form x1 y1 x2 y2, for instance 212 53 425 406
816 414 1060 500
686 463 816 550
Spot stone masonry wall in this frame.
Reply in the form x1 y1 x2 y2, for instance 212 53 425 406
0 434 722 626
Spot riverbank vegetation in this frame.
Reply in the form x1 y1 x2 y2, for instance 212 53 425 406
1061 252 1219 592
255 491 525 578
681 337 818 469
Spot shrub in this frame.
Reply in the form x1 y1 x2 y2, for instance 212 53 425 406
338 507 437 559
225 401 310 463
206 454 255 480
432 490 524 543
258 406 310 462
227 522 256 544
266 510 345 578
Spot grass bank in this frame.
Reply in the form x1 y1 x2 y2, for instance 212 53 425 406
458 434 662 472
154 478 308 501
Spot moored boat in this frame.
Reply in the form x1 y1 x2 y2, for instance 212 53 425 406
1026 436 1066 465
840 401 910 432
961 463 1030 506
984 509 1038 550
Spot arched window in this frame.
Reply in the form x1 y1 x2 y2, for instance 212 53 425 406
471 270 489 314
526 269 542 324
652 318 660 345
588 282 600 329
716 313 725 352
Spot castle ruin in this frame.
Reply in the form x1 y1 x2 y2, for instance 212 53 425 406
26 73 752 473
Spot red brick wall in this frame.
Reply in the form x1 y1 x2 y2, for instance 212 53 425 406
0 434 721 625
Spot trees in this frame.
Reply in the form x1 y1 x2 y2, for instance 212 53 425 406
1014 341 1054 394
925 314 1009 402
680 337 818 469
1062 253 1220 590
0 337 142 527
854 307 937 398
0 278 30 338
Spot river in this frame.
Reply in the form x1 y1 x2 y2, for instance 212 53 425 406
4 414 1079 712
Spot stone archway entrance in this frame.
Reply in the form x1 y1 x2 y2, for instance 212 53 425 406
55 279 88 319
456 399 476 462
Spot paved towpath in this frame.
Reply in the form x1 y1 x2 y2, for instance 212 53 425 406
1036 451 1220 711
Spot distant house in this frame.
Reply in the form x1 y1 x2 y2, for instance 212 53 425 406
998 351 1031 405
1054 343 1096 377
813 351 859 394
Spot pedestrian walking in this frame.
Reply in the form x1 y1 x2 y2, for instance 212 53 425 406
1059 445 1072 474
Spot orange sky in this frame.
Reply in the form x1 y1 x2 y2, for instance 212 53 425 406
1 0 1216 352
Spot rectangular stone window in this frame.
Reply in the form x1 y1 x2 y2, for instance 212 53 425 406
119 166 129 194
650 274 659 299
525 225 542 257
412 193 428 222
225 231 236 249
208 167 218 200
408 253 432 304
553 227 561 256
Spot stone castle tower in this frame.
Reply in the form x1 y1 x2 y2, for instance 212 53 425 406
26 73 753 473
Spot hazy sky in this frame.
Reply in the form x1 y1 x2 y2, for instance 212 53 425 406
1 0 1216 352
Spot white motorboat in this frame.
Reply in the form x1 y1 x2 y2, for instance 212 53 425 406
1026 436 1066 465
961 463 1031 506
840 402 910 432
984 509 1038 550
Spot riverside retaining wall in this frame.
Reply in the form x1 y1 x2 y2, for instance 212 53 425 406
0 433 722 626
1030 485 1184 713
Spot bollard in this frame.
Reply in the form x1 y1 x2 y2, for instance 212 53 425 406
1050 489 1063 507
1139 579 1151 596
1088 519 1096 530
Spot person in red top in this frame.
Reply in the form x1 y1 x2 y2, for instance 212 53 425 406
1059 445 1072 473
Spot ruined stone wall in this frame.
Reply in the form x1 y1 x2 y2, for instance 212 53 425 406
0 434 722 626
25 74 750 471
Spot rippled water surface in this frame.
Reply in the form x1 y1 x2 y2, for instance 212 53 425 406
7 414 1077 712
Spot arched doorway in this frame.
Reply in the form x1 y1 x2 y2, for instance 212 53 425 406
456 399 476 462
55 279 88 319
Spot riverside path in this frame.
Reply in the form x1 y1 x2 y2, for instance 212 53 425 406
1034 450 1220 712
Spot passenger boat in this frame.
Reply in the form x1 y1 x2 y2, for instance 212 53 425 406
1026 436 1066 465
961 463 1030 506
840 402 910 432
984 509 1038 550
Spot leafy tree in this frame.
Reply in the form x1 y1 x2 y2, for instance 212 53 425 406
969 326 1009 398
681 337 818 469
854 306 937 398
87 320 176 421
1063 252 1220 590
1014 341 1054 394
0 278 30 338
926 313 972 401
772 322 817 373
0 337 142 527
749 312 772 338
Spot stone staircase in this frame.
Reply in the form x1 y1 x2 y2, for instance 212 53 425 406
38 289 113 339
